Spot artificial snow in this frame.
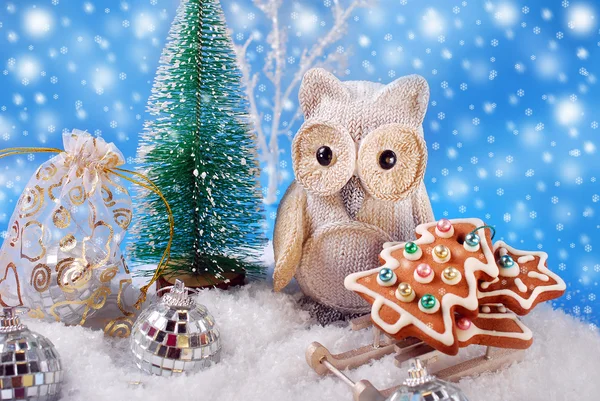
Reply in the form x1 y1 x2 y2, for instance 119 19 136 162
23 280 599 401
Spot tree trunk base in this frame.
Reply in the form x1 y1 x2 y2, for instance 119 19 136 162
156 272 246 295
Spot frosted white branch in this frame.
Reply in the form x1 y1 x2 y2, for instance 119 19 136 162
234 36 269 159
236 0 374 204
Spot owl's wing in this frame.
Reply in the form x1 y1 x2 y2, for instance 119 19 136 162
273 181 307 291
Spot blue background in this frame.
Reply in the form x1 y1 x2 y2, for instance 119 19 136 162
0 0 597 328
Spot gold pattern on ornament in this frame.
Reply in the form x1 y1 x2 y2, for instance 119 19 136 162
121 254 130 274
59 234 77 252
56 258 91 293
75 165 85 179
104 316 133 338
48 176 65 201
116 279 135 317
68 185 86 206
35 163 58 181
49 285 111 325
103 152 122 170
104 173 129 196
52 205 71 229
113 208 132 230
82 221 114 269
30 263 51 292
28 307 45 319
99 266 118 283
0 263 24 307
9 220 19 248
19 185 44 218
20 221 46 262
101 185 116 207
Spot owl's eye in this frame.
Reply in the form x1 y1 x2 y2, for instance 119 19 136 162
378 150 397 170
316 146 333 166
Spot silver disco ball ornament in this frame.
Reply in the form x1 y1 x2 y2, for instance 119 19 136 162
0 307 63 401
387 359 469 401
130 279 221 376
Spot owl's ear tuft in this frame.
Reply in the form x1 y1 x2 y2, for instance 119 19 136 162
374 74 429 128
299 68 349 119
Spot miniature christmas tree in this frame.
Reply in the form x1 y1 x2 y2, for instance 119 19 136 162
129 0 265 286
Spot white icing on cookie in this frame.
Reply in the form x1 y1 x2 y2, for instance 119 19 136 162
481 305 491 313
456 312 533 343
432 247 451 264
498 264 519 277
480 277 499 290
418 298 440 314
441 269 462 286
395 288 416 303
528 271 549 281
518 255 535 263
377 274 397 287
498 305 507 313
344 218 499 347
403 246 423 261
463 242 480 253
435 225 454 238
477 241 566 311
413 269 434 284
514 278 528 293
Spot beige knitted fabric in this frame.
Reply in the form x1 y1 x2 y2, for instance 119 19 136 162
273 68 434 319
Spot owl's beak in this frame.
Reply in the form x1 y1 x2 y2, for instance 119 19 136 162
340 176 365 219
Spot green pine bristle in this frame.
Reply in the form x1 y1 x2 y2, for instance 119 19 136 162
128 0 266 281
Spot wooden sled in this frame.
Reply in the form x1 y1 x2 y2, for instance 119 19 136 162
306 314 525 401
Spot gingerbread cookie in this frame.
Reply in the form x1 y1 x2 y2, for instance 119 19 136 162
345 218 499 355
456 304 533 350
477 241 566 315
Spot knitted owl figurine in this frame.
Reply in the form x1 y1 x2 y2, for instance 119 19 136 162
273 68 434 325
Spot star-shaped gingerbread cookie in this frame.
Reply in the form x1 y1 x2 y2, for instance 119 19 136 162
345 218 499 355
477 241 566 315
